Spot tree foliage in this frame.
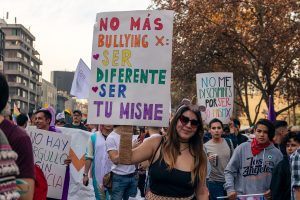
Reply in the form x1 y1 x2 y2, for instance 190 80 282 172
150 0 300 125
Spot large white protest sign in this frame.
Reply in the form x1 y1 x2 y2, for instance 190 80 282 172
196 72 234 124
58 127 95 200
26 127 71 199
88 10 173 126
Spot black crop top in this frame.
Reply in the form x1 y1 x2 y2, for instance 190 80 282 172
148 147 195 198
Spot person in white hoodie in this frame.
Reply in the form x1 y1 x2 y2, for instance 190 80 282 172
224 119 283 200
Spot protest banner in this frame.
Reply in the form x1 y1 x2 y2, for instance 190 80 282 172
58 127 95 200
88 10 174 126
26 127 71 199
217 193 265 200
196 72 234 124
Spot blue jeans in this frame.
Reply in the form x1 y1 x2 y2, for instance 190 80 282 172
111 173 138 200
207 180 226 200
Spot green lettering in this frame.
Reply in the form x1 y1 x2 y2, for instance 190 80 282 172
149 70 159 84
140 69 148 83
118 68 125 83
110 68 117 82
105 69 108 82
158 70 166 84
125 68 132 83
133 69 140 83
97 68 103 82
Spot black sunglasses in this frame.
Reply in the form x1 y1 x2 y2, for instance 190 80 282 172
179 115 199 128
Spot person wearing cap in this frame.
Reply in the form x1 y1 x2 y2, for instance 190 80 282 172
55 112 66 127
64 110 88 131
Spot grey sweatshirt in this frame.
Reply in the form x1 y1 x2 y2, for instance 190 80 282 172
224 141 283 195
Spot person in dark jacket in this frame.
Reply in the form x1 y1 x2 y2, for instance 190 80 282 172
269 132 300 200
229 119 248 145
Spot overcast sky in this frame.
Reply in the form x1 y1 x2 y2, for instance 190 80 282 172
1 0 151 81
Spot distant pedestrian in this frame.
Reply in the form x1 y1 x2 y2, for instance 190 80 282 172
205 118 233 200
16 113 29 129
64 110 88 131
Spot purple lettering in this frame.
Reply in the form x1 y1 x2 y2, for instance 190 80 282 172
105 101 113 118
154 104 163 120
120 102 130 119
94 101 104 117
143 104 153 120
135 103 142 119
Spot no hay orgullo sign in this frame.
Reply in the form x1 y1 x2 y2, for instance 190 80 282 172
27 127 71 199
88 10 173 126
196 72 234 124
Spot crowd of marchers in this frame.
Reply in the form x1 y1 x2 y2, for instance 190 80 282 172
1 72 300 200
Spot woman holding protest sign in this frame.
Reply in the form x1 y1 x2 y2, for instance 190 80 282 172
117 99 209 200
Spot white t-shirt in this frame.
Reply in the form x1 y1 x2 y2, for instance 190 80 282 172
144 133 161 141
106 131 136 175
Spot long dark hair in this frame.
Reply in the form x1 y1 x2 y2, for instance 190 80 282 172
0 73 9 113
162 105 207 186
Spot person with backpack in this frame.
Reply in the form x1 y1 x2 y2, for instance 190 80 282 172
83 124 113 200
0 73 35 200
204 118 234 200
0 128 20 200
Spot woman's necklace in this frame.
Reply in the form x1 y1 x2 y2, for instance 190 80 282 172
180 145 189 153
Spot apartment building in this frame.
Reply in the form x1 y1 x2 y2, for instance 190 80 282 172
0 18 42 113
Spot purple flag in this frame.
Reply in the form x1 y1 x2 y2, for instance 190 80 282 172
267 95 276 122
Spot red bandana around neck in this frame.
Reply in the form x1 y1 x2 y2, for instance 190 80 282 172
251 138 271 156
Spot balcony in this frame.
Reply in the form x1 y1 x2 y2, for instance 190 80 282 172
4 57 42 75
8 82 37 94
4 69 23 75
10 94 28 103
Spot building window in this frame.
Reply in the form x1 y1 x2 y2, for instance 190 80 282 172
9 88 16 96
11 29 18 36
17 52 22 58
22 79 28 87
16 76 22 83
5 50 17 58
30 93 35 101
7 75 16 82
23 67 29 75
6 63 18 70
30 82 34 90
15 100 20 108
